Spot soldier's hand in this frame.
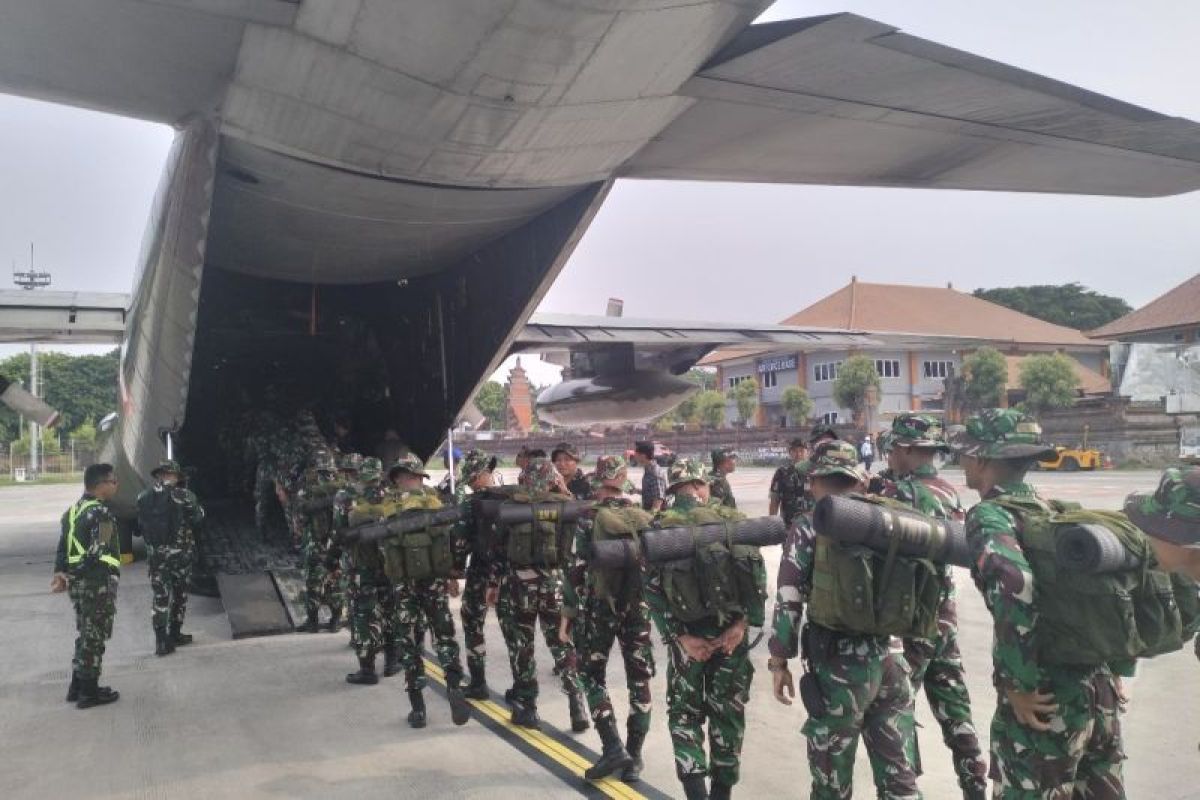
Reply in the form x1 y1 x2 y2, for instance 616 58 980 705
446 579 461 598
771 663 795 706
718 619 748 655
558 617 572 644
1114 676 1131 708
1005 687 1058 732
678 634 713 663
485 586 500 607
50 572 68 593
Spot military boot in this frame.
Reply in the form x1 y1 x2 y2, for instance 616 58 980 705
75 678 119 709
680 775 708 800
407 688 427 729
383 645 401 677
964 785 988 800
154 627 175 657
710 781 732 800
325 607 342 633
65 672 80 703
510 699 541 730
346 655 379 685
169 622 193 645
568 689 590 733
583 717 631 781
464 662 489 700
299 607 320 633
445 672 471 727
622 727 646 783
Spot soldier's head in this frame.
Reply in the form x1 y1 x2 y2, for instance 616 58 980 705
150 459 182 486
590 455 629 499
519 458 568 494
336 452 363 480
551 442 580 478
667 459 708 499
515 446 531 470
460 449 498 491
889 413 949 473
808 441 866 501
788 437 809 462
85 463 119 501
1125 467 1200 578
311 448 337 479
950 409 1055 493
388 453 429 491
632 441 655 467
359 457 383 484
711 447 737 475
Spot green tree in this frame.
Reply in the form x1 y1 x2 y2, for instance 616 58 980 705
473 381 508 429
70 418 98 449
11 426 62 457
973 283 1131 331
960 347 1008 409
1018 353 1081 413
832 356 881 418
780 386 814 425
694 390 727 429
727 379 759 426
0 349 119 441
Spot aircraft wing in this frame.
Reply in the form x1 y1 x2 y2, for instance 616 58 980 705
623 14 1200 197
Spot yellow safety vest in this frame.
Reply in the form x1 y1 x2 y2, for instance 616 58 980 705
67 499 121 570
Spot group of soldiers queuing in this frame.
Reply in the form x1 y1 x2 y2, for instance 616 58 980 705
50 408 1200 800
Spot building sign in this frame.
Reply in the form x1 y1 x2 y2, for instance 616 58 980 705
758 355 797 374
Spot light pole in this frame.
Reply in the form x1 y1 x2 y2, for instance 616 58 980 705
13 244 52 479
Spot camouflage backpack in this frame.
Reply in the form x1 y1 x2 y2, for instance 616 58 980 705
587 503 654 607
808 494 942 639
373 490 456 582
995 496 1190 665
499 488 574 569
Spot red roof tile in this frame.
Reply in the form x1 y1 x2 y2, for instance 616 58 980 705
1088 273 1200 338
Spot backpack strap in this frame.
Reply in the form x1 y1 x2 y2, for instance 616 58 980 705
873 523 904 618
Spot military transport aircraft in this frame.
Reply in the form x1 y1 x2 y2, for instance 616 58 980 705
3 2 1200 513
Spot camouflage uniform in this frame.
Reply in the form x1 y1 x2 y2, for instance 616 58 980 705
708 448 738 509
139 462 205 636
338 460 399 663
769 442 920 800
644 460 755 796
56 494 122 686
881 414 987 799
298 453 345 628
457 450 502 692
956 409 1128 799
769 458 812 525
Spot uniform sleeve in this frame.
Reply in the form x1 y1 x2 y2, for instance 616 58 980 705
561 516 591 619
967 501 1041 693
643 566 688 643
54 509 70 573
769 467 785 502
768 524 815 660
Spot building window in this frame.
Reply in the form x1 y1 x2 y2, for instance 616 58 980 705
874 359 900 379
922 360 954 380
820 411 839 425
727 375 752 389
814 361 842 382
762 371 778 388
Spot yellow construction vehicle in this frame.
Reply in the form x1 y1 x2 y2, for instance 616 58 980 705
1036 426 1108 471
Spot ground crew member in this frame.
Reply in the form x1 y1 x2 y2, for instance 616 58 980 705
709 448 738 508
457 449 502 700
497 459 588 732
553 442 593 500
769 437 811 525
136 459 205 657
52 463 122 709
387 454 471 729
644 459 757 800
879 414 987 800
297 449 345 633
632 442 668 513
768 441 921 800
562 455 655 783
954 409 1129 798
1126 466 1200 581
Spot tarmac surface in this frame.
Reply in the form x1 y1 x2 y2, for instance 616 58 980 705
1 468 1197 799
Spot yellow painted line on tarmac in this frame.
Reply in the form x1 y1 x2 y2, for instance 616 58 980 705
422 658 647 800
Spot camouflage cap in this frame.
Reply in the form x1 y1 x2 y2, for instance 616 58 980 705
809 425 839 444
519 457 562 492
336 452 363 472
949 408 1056 460
551 442 580 462
311 448 337 472
711 447 738 466
151 459 183 478
890 413 949 450
359 457 383 482
1125 467 1200 548
460 449 498 485
388 452 429 479
667 458 709 493
590 454 629 491
808 440 866 483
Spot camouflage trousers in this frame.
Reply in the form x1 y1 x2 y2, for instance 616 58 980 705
342 553 360 649
665 637 753 787
68 573 118 680
461 565 497 672
575 596 654 734
254 470 281 537
989 667 1124 799
801 633 921 800
350 571 398 660
148 545 193 631
303 546 344 616
904 586 988 795
497 570 580 704
396 579 464 691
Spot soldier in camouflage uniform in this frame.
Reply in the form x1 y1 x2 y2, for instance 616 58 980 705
334 452 364 652
1126 466 1200 581
297 449 345 633
875 414 988 800
498 458 588 732
387 454 471 729
954 409 1129 799
563 455 655 783
245 409 287 541
457 449 503 700
768 440 920 800
52 464 123 709
137 460 206 657
553 442 594 500
769 437 812 525
708 448 738 508
645 459 756 800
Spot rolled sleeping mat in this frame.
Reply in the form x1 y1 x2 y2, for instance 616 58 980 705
812 494 972 568
591 539 642 569
641 517 787 564
341 507 464 544
0 376 60 428
1055 524 1143 573
476 498 592 526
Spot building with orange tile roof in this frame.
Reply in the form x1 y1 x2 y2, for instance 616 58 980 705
1088 273 1200 344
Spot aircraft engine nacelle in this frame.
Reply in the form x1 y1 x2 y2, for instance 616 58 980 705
0 376 60 428
535 370 699 427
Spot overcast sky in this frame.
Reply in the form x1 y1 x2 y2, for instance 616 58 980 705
2 1 1198 387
